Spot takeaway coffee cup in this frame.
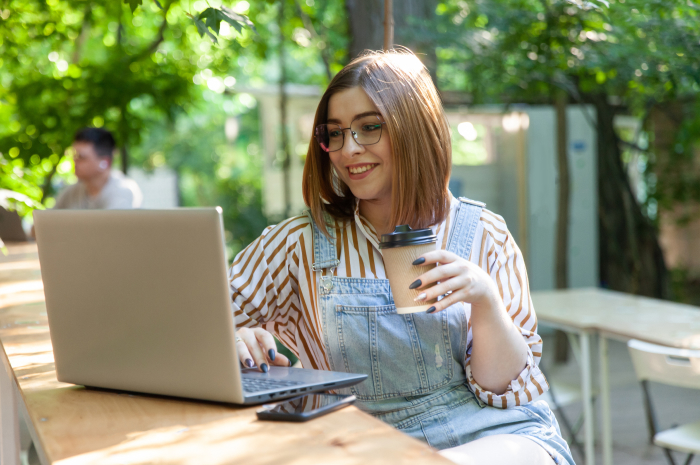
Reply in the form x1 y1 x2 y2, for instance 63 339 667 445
379 225 438 314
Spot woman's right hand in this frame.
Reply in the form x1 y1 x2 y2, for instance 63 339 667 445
236 327 292 372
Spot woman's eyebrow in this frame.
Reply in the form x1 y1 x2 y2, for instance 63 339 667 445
326 111 381 124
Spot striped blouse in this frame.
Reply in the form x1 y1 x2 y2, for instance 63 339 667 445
228 195 549 408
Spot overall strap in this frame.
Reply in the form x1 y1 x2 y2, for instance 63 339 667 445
304 210 340 272
446 197 485 261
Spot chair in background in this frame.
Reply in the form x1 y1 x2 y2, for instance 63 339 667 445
628 339 700 465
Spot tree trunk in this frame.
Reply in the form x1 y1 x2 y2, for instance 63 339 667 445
554 89 570 363
555 89 569 290
119 102 129 174
120 143 129 175
383 0 393 50
345 0 438 80
40 156 62 202
592 94 669 298
279 1 291 218
345 0 384 59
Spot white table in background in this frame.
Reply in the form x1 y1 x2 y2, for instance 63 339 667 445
533 288 700 465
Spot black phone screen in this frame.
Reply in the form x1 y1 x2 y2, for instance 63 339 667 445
261 393 351 415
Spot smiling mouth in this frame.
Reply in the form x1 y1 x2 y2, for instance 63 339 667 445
348 164 378 174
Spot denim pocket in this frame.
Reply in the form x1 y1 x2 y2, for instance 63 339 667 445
336 304 453 400
419 410 459 450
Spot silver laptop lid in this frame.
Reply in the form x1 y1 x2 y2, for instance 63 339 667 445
34 208 245 404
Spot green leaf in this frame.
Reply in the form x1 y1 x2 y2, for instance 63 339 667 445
196 7 256 40
124 0 142 13
220 7 256 34
154 0 163 10
0 189 45 210
193 16 218 44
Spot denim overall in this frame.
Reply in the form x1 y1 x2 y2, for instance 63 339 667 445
307 198 574 464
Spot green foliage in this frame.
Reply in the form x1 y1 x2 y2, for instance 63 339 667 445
0 0 254 214
434 0 699 102
433 0 700 217
0 0 348 260
0 155 45 215
131 91 267 257
124 0 144 13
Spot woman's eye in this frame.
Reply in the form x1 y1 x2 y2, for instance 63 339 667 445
329 130 342 138
362 124 381 132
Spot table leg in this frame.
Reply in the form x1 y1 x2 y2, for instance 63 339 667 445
0 346 20 465
599 336 612 465
580 331 595 465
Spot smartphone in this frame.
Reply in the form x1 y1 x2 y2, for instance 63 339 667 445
256 393 356 422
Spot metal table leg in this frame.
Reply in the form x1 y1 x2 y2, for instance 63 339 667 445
599 336 613 465
580 331 595 465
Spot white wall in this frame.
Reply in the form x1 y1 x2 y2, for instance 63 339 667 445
250 85 320 220
128 167 179 209
526 106 598 290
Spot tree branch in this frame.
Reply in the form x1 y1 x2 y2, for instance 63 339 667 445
72 7 93 64
293 0 332 81
128 1 173 63
619 139 651 154
40 155 63 202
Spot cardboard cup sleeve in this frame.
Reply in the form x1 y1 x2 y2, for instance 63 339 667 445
382 242 437 314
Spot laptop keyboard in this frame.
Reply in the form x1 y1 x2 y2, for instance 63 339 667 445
241 376 302 393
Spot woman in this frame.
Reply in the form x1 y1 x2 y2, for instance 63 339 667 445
229 49 574 465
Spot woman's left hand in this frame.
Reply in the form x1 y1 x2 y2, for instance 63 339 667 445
410 250 500 313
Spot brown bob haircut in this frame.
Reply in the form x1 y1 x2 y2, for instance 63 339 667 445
302 48 452 237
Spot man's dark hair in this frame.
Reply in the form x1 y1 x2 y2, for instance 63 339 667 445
73 127 116 159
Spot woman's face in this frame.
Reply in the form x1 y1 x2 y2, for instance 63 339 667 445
326 87 393 206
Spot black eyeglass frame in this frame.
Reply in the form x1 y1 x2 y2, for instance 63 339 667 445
314 116 387 153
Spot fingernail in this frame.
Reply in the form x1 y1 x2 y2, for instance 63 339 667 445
414 293 426 302
268 349 276 361
412 257 425 265
289 359 293 367
261 363 269 373
409 279 421 290
426 306 437 314
245 358 254 368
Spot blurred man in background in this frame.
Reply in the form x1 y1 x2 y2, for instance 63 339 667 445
55 127 142 209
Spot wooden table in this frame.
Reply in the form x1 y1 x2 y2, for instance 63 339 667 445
0 243 451 465
532 288 700 465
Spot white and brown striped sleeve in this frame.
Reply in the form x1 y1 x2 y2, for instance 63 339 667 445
465 209 549 408
228 216 311 355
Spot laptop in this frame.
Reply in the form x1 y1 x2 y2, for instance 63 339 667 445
33 208 366 405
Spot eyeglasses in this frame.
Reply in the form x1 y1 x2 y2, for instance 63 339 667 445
315 115 386 153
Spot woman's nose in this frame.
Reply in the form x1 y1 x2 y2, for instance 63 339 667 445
341 131 363 158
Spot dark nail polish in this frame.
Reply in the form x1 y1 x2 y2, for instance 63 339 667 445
245 358 254 368
289 359 293 367
409 279 422 290
261 363 269 373
426 306 437 314
412 257 425 265
268 349 276 361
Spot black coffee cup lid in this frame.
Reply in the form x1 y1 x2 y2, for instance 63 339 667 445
379 225 437 249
